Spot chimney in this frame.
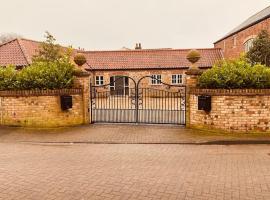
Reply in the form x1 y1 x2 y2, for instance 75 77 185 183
135 43 142 50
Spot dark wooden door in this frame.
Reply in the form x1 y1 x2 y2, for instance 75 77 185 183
110 76 129 95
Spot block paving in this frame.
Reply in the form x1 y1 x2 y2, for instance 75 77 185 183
0 143 270 200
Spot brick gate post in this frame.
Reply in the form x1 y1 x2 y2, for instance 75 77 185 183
74 71 91 124
185 50 203 127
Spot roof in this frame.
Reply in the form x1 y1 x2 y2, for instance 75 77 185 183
0 38 223 70
83 48 223 70
215 6 270 44
0 38 40 66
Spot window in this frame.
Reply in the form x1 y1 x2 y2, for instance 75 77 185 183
151 75 162 85
109 76 115 90
244 38 255 52
172 74 183 84
95 76 104 86
233 36 237 48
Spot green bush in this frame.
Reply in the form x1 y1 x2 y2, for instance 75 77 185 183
198 58 270 89
0 61 75 91
0 65 17 90
0 32 76 91
17 61 75 90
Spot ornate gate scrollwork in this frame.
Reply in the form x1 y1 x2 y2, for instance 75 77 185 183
90 76 186 125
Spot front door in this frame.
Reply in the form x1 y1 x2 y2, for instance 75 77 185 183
110 76 129 96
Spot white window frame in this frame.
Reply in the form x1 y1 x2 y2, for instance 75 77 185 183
172 74 183 85
244 38 255 52
151 74 162 85
109 76 116 90
95 75 104 86
233 36 237 48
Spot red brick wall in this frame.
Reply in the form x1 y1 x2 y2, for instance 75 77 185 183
214 18 270 59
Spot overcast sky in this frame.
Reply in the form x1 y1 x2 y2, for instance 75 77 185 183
0 0 269 50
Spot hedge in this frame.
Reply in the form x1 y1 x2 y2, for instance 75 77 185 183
198 58 270 89
0 61 75 91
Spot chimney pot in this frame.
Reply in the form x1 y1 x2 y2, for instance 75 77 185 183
135 43 142 50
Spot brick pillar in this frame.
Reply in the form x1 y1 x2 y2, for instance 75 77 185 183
185 68 202 128
74 71 91 124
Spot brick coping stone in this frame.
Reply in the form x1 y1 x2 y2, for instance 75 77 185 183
0 88 82 97
190 88 270 96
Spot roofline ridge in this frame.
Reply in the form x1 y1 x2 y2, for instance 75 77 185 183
17 38 32 65
20 38 42 44
82 47 221 53
0 38 20 48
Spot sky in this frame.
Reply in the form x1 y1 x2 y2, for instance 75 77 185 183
0 0 269 50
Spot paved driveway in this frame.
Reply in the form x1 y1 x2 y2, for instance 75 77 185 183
0 143 270 200
1 124 270 144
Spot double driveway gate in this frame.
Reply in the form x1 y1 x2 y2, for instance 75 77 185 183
90 76 186 125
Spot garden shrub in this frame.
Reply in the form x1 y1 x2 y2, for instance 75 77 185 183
246 30 270 67
0 65 17 90
0 32 76 91
198 57 270 89
16 60 75 90
0 61 75 91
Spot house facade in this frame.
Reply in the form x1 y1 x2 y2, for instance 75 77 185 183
83 49 222 91
0 38 223 91
214 6 270 59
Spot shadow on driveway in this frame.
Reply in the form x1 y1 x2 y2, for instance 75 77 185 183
0 124 270 145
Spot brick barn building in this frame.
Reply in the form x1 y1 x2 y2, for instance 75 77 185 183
0 38 222 89
83 48 222 89
214 6 270 59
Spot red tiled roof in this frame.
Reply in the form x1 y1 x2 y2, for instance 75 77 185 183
0 38 40 67
0 38 223 70
83 48 223 70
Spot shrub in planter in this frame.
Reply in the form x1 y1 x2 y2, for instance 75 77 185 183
186 49 201 64
74 53 87 66
198 58 270 89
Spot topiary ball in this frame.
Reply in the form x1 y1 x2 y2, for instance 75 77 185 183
74 53 87 66
187 49 201 64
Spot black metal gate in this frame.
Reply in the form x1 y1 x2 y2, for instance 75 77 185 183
90 76 186 125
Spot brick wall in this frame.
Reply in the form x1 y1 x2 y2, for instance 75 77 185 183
189 89 270 132
0 73 91 127
91 69 188 87
214 18 270 59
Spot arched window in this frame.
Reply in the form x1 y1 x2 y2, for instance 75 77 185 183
244 38 255 52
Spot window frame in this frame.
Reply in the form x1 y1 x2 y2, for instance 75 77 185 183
150 74 162 85
171 74 183 85
233 36 237 48
95 75 104 86
244 38 255 52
